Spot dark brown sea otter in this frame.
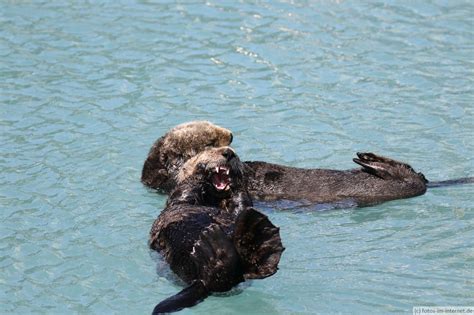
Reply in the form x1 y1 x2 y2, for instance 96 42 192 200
142 121 473 207
149 147 284 313
244 152 428 206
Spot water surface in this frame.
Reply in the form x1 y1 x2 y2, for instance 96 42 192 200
1 1 473 314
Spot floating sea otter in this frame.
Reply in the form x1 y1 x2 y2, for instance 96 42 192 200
142 121 233 192
142 121 473 207
149 147 284 313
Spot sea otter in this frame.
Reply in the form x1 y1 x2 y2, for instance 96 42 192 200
142 121 473 207
149 147 284 313
142 121 233 192
244 152 427 206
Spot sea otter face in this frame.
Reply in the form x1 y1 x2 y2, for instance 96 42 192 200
142 121 233 191
178 146 244 196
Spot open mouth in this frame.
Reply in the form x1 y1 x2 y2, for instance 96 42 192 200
211 166 231 191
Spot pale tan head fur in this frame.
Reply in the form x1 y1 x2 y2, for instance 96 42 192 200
161 121 233 161
142 121 233 191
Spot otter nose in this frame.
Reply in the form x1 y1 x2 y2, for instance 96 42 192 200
229 133 233 144
222 148 235 161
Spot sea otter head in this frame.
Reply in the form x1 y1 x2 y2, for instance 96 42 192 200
177 146 245 199
141 121 233 192
161 121 233 159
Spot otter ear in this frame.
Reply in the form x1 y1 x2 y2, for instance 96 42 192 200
233 208 285 280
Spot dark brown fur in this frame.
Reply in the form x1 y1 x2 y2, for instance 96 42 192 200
244 153 427 206
142 121 472 208
149 147 284 313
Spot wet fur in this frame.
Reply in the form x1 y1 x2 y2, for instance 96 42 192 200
142 121 472 207
244 153 427 206
141 121 233 192
149 147 284 313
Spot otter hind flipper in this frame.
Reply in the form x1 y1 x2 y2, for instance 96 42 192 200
353 152 425 181
152 280 208 314
233 208 285 280
153 223 243 314
191 223 244 292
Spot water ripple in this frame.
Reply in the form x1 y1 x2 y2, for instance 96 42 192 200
1 1 473 314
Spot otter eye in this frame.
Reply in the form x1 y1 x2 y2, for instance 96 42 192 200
196 162 206 171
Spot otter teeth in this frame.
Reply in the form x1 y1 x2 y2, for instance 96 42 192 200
214 166 229 174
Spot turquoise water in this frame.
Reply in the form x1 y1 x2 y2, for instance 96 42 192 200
1 1 473 314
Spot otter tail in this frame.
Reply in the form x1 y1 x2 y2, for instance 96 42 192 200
427 177 474 188
234 208 285 279
152 280 208 315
